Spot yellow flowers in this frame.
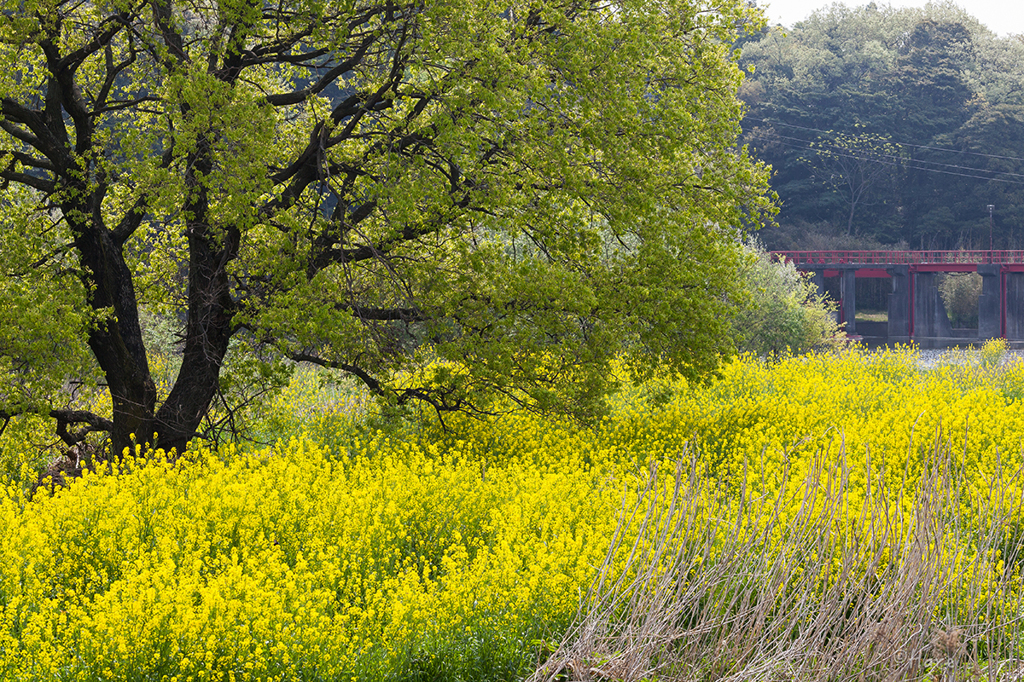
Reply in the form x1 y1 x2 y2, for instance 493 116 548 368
2 346 1024 680
0 435 624 680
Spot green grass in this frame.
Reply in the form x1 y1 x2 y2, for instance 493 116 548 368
855 309 888 323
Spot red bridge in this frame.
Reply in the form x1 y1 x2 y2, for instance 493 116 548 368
770 250 1024 345
776 250 1024 266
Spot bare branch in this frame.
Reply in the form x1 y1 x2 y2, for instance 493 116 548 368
49 409 114 446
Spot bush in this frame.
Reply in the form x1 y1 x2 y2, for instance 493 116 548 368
939 272 982 328
731 242 844 357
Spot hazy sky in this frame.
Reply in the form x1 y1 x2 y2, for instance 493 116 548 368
759 1 1024 36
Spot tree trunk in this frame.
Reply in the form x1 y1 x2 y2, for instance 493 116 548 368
151 136 239 454
70 213 157 458
150 236 236 453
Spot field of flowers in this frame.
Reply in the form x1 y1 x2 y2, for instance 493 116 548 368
3 344 1024 681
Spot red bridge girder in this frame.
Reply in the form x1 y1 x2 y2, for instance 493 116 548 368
772 250 1024 266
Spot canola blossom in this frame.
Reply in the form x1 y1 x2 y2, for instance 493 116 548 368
2 345 1024 680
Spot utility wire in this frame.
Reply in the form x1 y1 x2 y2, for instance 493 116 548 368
747 116 1024 163
773 139 1024 184
747 131 1024 185
756 136 1024 184
770 130 1024 179
761 132 1024 180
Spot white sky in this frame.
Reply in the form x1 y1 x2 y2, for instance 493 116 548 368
758 0 1024 37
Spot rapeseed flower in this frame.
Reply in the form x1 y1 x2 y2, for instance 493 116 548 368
2 347 1024 679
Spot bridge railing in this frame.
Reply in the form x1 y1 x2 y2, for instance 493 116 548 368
773 250 1024 265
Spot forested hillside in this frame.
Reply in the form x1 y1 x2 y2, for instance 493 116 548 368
741 1 1024 250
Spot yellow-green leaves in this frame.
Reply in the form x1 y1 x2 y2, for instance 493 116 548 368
0 0 773 449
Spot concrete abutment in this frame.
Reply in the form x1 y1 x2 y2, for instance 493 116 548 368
912 272 954 348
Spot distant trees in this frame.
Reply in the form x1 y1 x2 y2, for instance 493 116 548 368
740 1 1024 249
939 273 983 328
805 131 901 235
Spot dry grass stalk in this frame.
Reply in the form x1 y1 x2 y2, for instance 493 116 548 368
531 436 1024 682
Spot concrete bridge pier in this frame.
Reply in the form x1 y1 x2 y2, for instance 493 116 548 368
1006 272 1024 340
810 270 826 297
808 269 842 327
913 271 953 348
887 266 910 343
978 264 1001 340
841 269 856 335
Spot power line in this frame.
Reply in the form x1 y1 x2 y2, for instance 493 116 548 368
753 135 1024 184
747 116 1024 163
747 130 1024 185
762 132 1024 180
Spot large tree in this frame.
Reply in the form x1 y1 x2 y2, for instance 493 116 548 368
0 0 771 455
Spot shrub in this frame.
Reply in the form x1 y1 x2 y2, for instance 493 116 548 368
939 272 983 328
731 241 844 357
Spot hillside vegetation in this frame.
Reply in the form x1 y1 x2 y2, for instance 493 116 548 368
741 1 1024 249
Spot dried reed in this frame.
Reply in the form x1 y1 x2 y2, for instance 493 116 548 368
532 435 1024 681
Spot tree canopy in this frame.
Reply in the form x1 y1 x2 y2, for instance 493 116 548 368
0 0 772 455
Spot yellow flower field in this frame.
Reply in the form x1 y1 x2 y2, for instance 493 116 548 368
3 345 1024 681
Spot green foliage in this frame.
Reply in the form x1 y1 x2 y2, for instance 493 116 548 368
0 413 56 492
0 0 774 453
731 242 842 356
740 2 1024 249
938 272 983 328
0 189 99 417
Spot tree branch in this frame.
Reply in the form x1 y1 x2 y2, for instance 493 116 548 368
0 118 42 149
111 148 173 244
348 305 425 321
94 40 137 111
94 96 160 115
149 0 189 66
290 353 386 396
58 9 138 74
7 150 54 171
0 99 65 164
49 409 115 446
0 166 56 192
264 35 376 106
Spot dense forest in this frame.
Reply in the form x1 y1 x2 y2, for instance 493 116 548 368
741 1 1024 250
